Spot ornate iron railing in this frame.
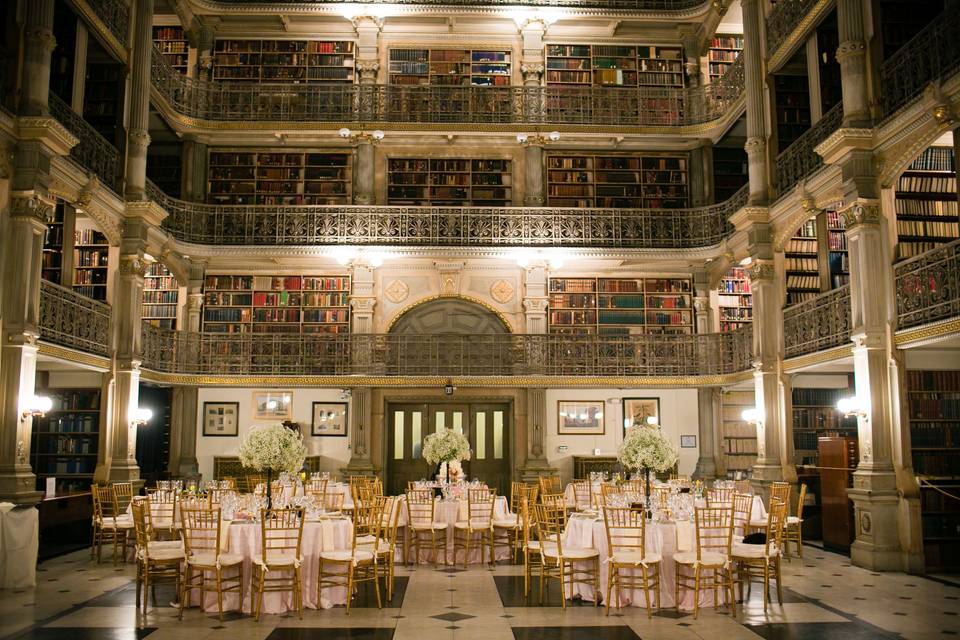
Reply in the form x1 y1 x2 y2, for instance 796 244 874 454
85 0 129 47
38 280 112 358
147 181 747 249
775 102 843 197
49 93 121 192
782 285 851 359
208 0 707 9
766 0 824 61
151 45 744 127
140 326 754 378
880 3 960 118
895 239 960 331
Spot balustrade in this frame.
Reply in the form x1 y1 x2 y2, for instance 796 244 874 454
85 0 129 47
895 239 960 331
782 285 851 359
38 281 113 358
212 0 707 8
765 0 822 61
49 93 122 193
775 102 843 197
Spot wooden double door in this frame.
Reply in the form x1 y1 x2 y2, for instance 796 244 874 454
386 402 511 497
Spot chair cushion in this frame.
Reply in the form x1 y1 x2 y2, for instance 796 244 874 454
786 516 802 525
748 518 768 529
253 551 302 567
102 518 134 530
674 550 727 567
493 518 519 528
610 551 661 566
143 546 184 561
525 540 541 551
560 547 599 560
732 542 779 560
148 540 183 553
320 549 375 563
412 522 447 531
187 551 243 567
454 521 491 531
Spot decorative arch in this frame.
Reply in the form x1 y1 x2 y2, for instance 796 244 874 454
877 87 959 188
387 295 513 335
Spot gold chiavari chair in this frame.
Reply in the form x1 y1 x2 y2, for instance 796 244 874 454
675 504 736 619
131 498 183 614
369 495 402 602
783 484 807 559
520 496 542 597
246 474 266 494
454 490 496 568
571 480 594 511
734 480 752 494
208 488 234 510
179 506 244 621
405 490 448 565
494 484 525 563
323 489 345 513
625 478 646 496
306 478 328 497
145 490 178 541
113 482 134 513
707 487 735 507
652 486 672 511
599 482 620 507
92 484 134 564
251 507 305 621
318 502 382 614
220 477 238 490
602 506 661 617
535 498 600 608
732 497 788 611
669 474 691 486
750 482 791 532
732 492 754 541
538 474 562 498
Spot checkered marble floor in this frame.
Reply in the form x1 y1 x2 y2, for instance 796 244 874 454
1 546 958 640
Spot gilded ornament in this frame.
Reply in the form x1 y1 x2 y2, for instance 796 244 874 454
490 279 516 304
840 202 881 229
385 280 409 303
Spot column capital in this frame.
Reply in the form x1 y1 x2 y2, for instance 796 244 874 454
840 200 882 229
746 260 776 283
522 297 548 314
10 191 56 226
118 254 150 278
836 39 866 62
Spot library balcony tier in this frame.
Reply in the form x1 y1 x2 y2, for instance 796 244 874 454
894 237 960 332
150 47 745 129
782 284 852 360
38 281 113 358
187 0 711 13
146 180 747 250
79 0 128 48
48 93 122 193
775 102 843 198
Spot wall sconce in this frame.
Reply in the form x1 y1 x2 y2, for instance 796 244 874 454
339 127 385 144
22 395 53 420
741 407 764 426
130 407 153 427
837 396 868 420
516 131 560 146
444 381 456 396
515 248 566 269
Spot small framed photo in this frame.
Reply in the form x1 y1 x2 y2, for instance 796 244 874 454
252 390 292 421
622 397 660 433
557 400 605 435
202 402 239 437
680 435 697 448
312 402 348 437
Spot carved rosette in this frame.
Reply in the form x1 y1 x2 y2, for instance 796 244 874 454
491 279 516 304
385 280 409 304
840 202 881 229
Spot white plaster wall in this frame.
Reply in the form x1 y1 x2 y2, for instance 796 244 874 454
544 388 700 484
195 387 351 480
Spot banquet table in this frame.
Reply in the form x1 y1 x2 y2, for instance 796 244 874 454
396 495 513 565
560 495 766 610
0 505 38 589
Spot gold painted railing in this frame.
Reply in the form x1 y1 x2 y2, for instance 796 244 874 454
895 238 960 331
208 0 708 10
782 285 851 359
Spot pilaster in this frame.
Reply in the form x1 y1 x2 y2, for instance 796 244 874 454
836 0 871 126
694 387 720 479
353 141 376 205
353 16 382 85
349 261 376 333
181 137 208 202
519 20 546 87
522 263 548 334
522 142 545 206
741 0 770 205
185 259 206 332
124 0 154 201
693 270 713 334
168 386 199 478
520 388 554 481
20 0 56 116
343 387 376 476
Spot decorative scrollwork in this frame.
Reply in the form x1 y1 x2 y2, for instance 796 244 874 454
783 285 852 359
48 93 121 193
38 280 112 357
894 238 960 331
776 102 843 196
86 0 129 47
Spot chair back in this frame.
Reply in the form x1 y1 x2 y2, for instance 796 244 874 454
323 489 344 512
207 488 234 509
571 480 594 510
94 484 121 521
732 492 754 538
599 483 622 506
180 495 208 511
693 504 734 561
378 495 402 548
652 486 672 509
220 477 238 490
355 490 386 537
538 475 561 497
306 478 328 496
769 481 791 507
181 506 223 560
795 483 808 519
520 496 536 548
624 478 645 496
405 490 436 528
707 487 735 506
535 499 566 556
145 491 177 537
510 481 527 514
245 474 265 493
734 479 752 494
602 506 649 562
467 491 495 529
260 507 305 565
113 482 134 512
131 498 151 551
765 498 788 557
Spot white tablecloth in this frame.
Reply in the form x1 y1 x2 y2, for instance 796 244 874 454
0 506 38 589
396 495 512 565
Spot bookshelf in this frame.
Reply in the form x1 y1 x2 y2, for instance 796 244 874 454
707 34 743 83
906 369 960 571
773 68 811 153
815 12 843 116
72 222 110 302
792 386 857 466
42 203 66 285
386 158 512 206
387 48 512 86
879 0 945 60
712 146 748 202
153 26 189 73
545 44 684 88
146 142 183 198
212 39 355 84
719 390 757 477
717 266 752 332
202 274 351 334
29 389 102 494
82 59 125 146
142 263 179 330
826 210 850 288
548 276 693 335
894 146 958 260
207 150 352 205
546 153 689 208
784 217 822 306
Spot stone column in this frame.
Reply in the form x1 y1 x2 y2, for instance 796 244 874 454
70 21 89 114
693 271 713 333
520 19 546 87
343 387 376 477
682 33 701 88
185 259 206 332
522 141 545 206
124 0 154 201
168 386 199 477
741 0 770 205
522 262 549 334
20 0 55 116
180 137 208 202
193 20 216 81
353 16 382 85
520 388 554 481
694 387 720 479
836 0 871 126
349 261 376 334
353 141 376 205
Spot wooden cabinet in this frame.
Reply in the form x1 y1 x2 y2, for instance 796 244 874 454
573 456 619 480
818 436 858 550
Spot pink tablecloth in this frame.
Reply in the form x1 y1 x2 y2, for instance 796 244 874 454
396 495 512 565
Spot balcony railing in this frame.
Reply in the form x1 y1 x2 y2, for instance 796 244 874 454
782 285 851 359
49 93 121 193
209 0 708 9
85 0 129 47
775 102 843 197
895 239 960 331
765 0 823 61
147 181 747 249
152 45 744 128
880 3 960 118
141 325 754 378
38 280 112 358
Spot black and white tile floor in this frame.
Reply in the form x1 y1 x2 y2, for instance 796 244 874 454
1 548 958 640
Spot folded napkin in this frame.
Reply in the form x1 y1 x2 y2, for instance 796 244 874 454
675 520 695 553
0 502 14 514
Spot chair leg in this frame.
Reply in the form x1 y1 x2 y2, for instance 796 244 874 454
558 562 567 609
141 567 149 615
255 568 266 622
692 566 701 619
775 558 783 604
295 567 303 619
604 566 613 616
345 564 354 616
642 565 652 619
373 565 382 609
762 564 770 612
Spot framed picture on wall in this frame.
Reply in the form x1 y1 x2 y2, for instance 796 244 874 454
202 402 239 437
252 391 293 421
312 402 348 437
622 397 660 433
557 400 605 435
680 435 697 448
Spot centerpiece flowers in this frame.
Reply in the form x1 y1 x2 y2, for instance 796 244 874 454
618 422 679 517
239 424 308 510
422 428 472 482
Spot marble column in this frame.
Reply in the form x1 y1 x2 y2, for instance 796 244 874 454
168 386 199 478
520 388 554 481
520 20 546 88
19 0 55 116
353 140 376 205
70 21 88 114
349 261 376 334
694 387 720 479
693 271 713 334
836 0 871 126
180 137 208 202
353 16 381 85
741 0 770 205
523 142 545 206
343 387 376 477
345 260 376 476
124 0 154 201
522 262 549 334
185 259 206 332
194 20 216 80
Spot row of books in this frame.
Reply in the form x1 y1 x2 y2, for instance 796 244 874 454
828 233 848 250
896 219 959 238
719 279 751 294
145 277 177 290
549 294 595 309
214 40 353 54
910 423 960 448
909 146 956 172
793 409 854 431
895 199 958 216
723 438 757 455
75 229 108 245
913 451 960 476
898 175 957 192
73 271 107 285
74 250 108 267
908 370 960 390
205 275 351 291
709 36 744 49
42 437 94 454
720 307 753 321
43 459 96 475
910 398 960 419
45 415 98 432
784 238 818 254
786 257 819 272
786 275 820 290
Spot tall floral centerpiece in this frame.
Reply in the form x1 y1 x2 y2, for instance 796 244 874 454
422 428 472 483
239 424 308 510
618 423 679 517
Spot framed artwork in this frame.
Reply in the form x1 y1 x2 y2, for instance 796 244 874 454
622 397 661 432
252 390 293 420
680 435 697 448
312 402 348 437
557 400 605 435
202 402 239 437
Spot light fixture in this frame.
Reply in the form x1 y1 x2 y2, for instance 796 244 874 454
739 256 753 266
515 248 569 269
516 131 560 146
444 381 455 396
339 128 385 144
837 396 868 419
266 399 278 411
741 407 764 425
130 407 153 427
645 415 658 425
22 395 53 419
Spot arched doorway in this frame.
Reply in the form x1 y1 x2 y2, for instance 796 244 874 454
389 297 511 335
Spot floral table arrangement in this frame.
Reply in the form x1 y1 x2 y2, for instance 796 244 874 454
422 428 472 483
617 422 679 518
238 424 308 510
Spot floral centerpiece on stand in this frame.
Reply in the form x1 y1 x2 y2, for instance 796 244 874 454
239 424 308 510
422 428 472 483
618 422 679 517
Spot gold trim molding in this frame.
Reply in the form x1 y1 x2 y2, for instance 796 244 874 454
895 317 960 347
783 344 853 372
37 342 112 370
